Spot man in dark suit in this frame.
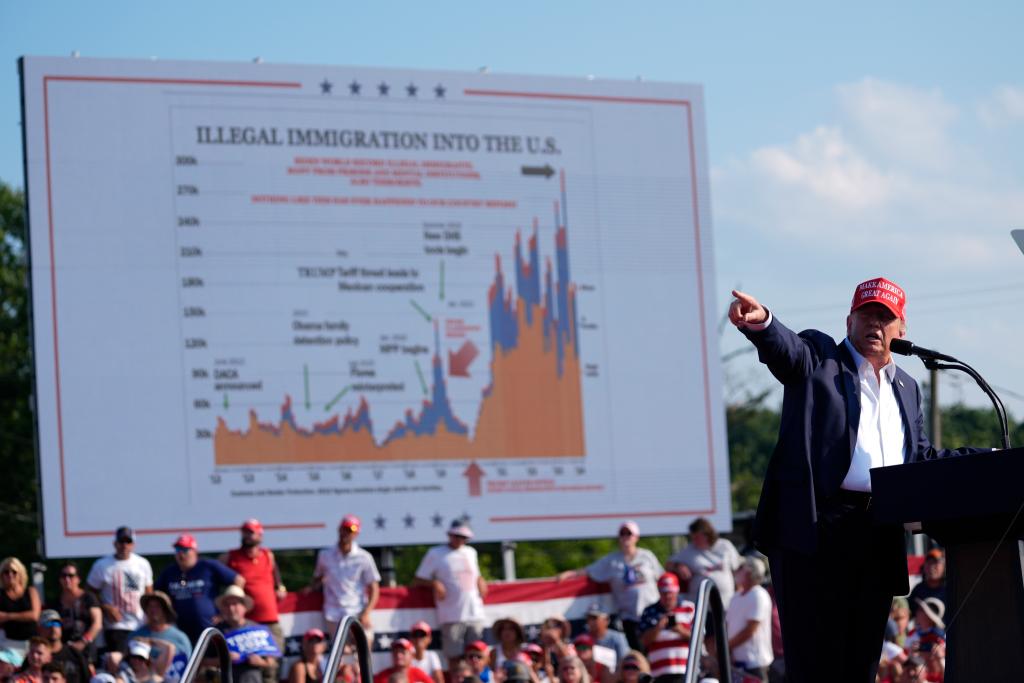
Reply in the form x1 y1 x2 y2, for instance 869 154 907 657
728 278 980 683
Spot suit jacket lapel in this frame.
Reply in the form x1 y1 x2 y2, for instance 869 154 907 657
891 367 916 462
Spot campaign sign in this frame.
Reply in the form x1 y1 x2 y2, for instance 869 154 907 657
224 624 281 662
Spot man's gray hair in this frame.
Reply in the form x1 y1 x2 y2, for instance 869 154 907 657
744 556 768 584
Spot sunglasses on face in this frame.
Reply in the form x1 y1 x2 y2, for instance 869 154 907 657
412 631 428 638
622 665 640 672
174 546 193 553
60 572 78 578
466 654 484 660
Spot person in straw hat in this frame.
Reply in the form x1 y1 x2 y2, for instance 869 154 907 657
131 591 192 679
215 586 280 683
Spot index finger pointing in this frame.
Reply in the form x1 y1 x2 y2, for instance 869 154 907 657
731 290 758 306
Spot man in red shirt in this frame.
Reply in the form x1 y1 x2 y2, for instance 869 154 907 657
373 639 434 683
220 519 286 682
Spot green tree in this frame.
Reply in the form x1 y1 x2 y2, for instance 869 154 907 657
726 392 779 512
0 181 37 563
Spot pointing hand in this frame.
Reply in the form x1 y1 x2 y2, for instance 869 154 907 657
728 290 768 328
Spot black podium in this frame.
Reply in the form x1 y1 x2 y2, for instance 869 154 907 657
871 448 1024 682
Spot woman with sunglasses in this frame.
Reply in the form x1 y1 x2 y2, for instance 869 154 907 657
0 558 41 654
48 564 101 663
287 629 328 683
612 652 648 683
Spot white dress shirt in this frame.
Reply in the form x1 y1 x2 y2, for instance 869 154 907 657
840 338 906 491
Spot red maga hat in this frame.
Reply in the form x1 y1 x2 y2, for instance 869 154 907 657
391 638 414 652
173 533 198 550
851 277 906 321
339 514 361 533
241 518 263 534
657 572 680 593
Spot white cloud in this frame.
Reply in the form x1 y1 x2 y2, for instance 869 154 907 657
749 125 893 210
836 78 958 171
713 78 1024 269
978 85 1024 127
713 78 1024 413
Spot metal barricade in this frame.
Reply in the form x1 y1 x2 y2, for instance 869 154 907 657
179 628 233 683
685 578 732 683
324 617 373 683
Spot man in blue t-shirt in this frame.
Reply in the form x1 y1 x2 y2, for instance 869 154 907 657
155 534 244 643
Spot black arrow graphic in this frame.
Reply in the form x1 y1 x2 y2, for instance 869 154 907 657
521 164 555 179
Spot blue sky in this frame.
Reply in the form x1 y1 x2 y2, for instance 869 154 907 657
3 2 1024 417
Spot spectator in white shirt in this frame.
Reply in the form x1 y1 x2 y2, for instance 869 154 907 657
85 527 153 655
724 557 773 682
409 621 444 683
309 515 381 638
412 520 487 673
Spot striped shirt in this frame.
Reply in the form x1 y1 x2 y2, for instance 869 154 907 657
639 599 696 677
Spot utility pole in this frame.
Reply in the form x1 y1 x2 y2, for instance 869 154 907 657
914 367 942 557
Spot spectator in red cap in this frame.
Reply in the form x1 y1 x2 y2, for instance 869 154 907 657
638 573 695 682
85 527 153 655
373 639 433 683
220 518 286 678
521 644 545 682
463 641 491 683
729 281 987 682
557 521 663 650
309 515 380 638
408 621 444 683
571 635 612 683
154 533 243 643
907 548 946 611
287 629 327 683
412 519 487 674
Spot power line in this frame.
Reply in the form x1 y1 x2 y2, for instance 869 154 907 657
781 282 1024 317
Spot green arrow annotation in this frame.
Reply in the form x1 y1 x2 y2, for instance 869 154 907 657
410 299 432 322
325 385 351 412
414 360 428 395
303 364 311 409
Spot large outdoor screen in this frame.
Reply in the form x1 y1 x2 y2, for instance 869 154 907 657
20 56 728 557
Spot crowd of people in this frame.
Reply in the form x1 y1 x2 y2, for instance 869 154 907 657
0 516 947 683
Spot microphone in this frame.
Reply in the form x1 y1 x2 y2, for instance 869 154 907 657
890 338 1011 449
889 339 957 363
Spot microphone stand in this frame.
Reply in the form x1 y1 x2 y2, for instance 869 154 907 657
920 357 1011 450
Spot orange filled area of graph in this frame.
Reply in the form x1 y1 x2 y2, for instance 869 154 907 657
214 171 586 465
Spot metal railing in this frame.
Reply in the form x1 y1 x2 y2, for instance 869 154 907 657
685 578 732 683
324 616 373 683
180 628 233 683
